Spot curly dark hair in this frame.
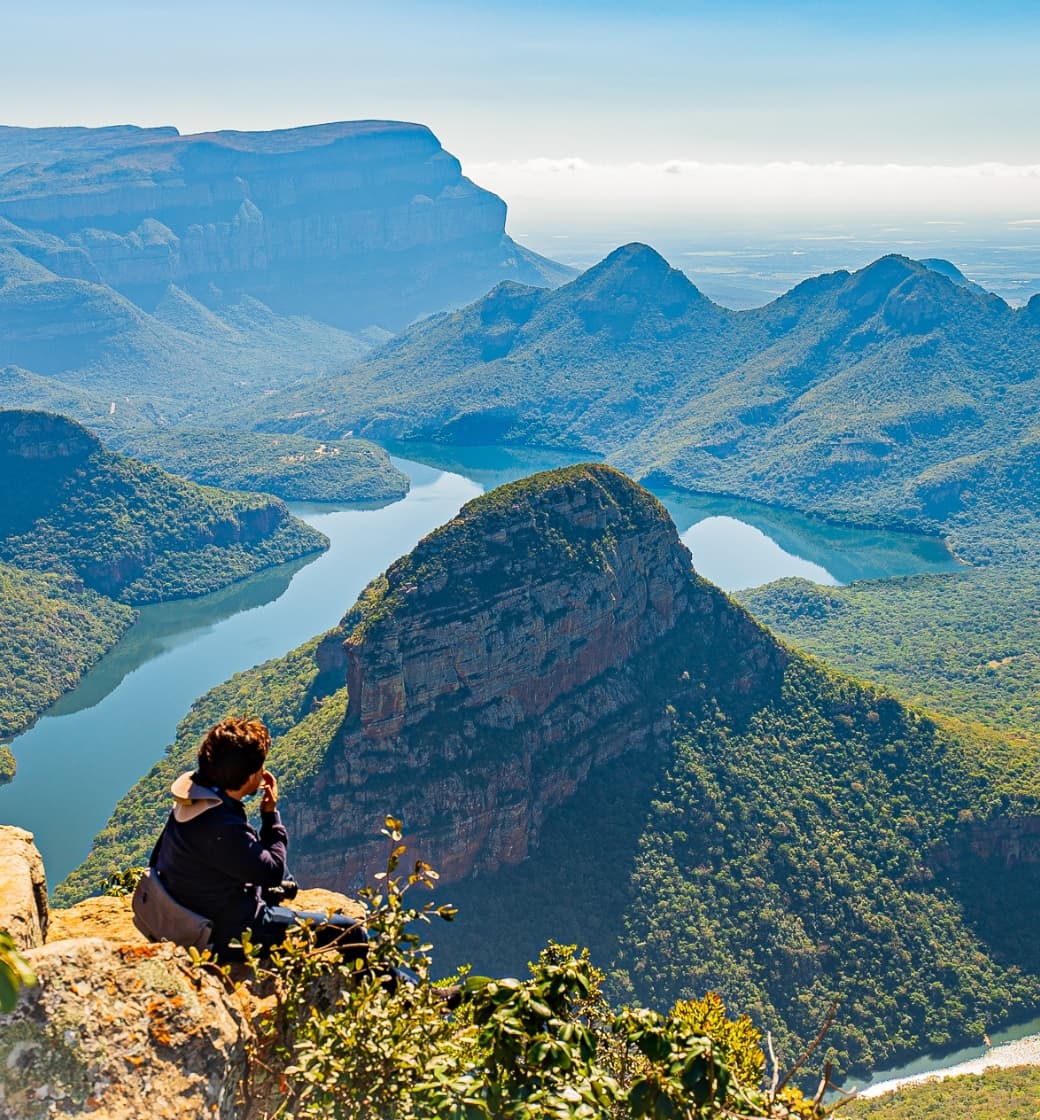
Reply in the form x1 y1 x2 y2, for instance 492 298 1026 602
196 717 271 791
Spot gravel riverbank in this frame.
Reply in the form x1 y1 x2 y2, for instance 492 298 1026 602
858 1033 1040 1098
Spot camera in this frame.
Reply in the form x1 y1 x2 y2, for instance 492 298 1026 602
263 878 299 904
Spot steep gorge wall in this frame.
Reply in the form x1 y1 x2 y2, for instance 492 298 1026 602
285 464 786 890
0 122 569 329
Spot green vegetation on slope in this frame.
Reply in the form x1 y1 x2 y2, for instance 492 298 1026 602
0 746 14 785
0 560 135 741
0 408 329 742
0 365 156 441
739 569 1040 735
0 410 326 603
615 660 1040 1073
840 1065 1040 1119
440 639 1040 1081
113 427 409 503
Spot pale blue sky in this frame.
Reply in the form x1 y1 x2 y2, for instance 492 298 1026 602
6 1 1038 162
4 2 1039 236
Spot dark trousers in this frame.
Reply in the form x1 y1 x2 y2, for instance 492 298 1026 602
220 905 418 988
251 904 370 958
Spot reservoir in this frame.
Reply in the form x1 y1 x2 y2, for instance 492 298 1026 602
0 447 961 890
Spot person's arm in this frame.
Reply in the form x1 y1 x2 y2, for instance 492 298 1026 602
211 814 287 887
207 779 288 887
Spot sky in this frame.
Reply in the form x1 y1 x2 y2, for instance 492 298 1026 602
4 1 1039 253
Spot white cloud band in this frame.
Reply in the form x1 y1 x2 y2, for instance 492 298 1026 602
466 158 1040 222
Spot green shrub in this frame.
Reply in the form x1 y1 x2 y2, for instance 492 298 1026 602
227 821 828 1119
0 931 35 1013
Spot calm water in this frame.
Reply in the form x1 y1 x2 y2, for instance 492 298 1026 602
0 449 960 888
842 1013 1040 1097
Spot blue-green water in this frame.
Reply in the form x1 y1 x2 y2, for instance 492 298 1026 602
0 450 960 888
841 1012 1040 1097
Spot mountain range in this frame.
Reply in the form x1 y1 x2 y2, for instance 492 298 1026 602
255 244 1040 560
0 121 573 429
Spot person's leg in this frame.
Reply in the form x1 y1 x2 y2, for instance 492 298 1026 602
248 906 435 995
288 908 369 962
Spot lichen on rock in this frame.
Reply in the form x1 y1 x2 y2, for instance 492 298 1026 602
0 939 249 1120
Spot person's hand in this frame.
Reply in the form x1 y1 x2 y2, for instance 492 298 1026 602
259 769 279 812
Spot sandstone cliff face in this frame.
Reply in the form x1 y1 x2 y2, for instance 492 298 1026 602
0 826 48 950
0 122 572 330
285 464 787 890
933 814 1040 870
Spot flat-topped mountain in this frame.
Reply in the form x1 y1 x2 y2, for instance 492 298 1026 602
0 120 571 332
256 246 1037 558
0 124 180 175
72 464 1040 1079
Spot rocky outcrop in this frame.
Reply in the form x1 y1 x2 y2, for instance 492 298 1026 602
0 826 48 950
0 122 572 331
0 939 249 1120
286 464 787 891
45 889 364 945
0 409 98 463
940 814 1040 867
0 826 365 1120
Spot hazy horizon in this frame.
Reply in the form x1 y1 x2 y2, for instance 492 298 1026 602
3 0 1037 305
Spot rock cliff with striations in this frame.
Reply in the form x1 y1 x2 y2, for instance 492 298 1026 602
284 464 785 889
0 121 572 331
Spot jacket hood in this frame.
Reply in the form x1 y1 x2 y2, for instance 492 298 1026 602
171 771 224 823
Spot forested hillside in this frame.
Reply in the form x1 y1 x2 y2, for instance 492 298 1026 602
0 561 135 743
0 409 326 740
254 246 1039 539
844 1066 1040 1119
0 410 324 602
112 427 409 503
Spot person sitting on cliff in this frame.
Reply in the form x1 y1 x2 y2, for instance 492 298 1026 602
152 716 369 963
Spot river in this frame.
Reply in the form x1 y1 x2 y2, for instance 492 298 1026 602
844 1013 1040 1098
0 448 961 890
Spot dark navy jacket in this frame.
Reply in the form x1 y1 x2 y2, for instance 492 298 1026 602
155 770 288 951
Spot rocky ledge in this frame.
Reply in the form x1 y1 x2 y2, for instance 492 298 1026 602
0 825 362 1120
